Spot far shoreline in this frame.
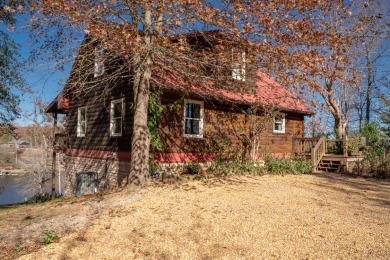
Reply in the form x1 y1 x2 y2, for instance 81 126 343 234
0 169 29 174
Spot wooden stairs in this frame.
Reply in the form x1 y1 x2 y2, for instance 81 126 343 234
316 158 342 173
293 136 363 174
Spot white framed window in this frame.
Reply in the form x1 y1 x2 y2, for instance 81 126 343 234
94 46 104 77
110 98 124 136
77 107 87 137
232 51 246 81
184 99 204 138
273 113 286 134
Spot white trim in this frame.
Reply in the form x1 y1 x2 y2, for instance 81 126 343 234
273 113 286 134
94 46 104 77
183 99 204 138
110 98 124 137
77 106 87 137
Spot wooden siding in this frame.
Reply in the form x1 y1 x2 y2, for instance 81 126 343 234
66 80 133 151
64 36 134 152
65 90 305 160
62 36 305 159
159 96 305 157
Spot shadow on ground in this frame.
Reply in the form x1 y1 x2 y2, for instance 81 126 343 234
312 172 390 208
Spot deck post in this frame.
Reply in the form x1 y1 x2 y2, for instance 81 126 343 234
343 134 348 156
292 137 296 156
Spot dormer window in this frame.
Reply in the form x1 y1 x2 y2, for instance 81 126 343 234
232 51 245 81
94 46 104 77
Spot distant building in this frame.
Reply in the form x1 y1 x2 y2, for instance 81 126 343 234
7 139 31 148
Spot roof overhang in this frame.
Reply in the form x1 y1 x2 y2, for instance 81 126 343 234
45 92 69 114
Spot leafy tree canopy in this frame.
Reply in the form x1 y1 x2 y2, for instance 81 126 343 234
0 0 25 124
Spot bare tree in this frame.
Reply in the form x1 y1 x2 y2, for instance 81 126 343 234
279 2 365 139
353 0 390 126
240 105 279 162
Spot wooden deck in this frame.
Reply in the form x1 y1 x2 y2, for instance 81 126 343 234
292 137 364 173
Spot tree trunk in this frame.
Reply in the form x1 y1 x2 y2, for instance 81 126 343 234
365 57 373 124
129 53 151 186
129 5 152 187
326 94 345 140
334 116 342 140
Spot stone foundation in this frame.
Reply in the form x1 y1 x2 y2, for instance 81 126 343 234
63 155 271 197
64 156 131 197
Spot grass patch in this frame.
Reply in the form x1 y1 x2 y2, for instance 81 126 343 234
208 155 310 177
11 245 26 258
265 156 311 175
209 159 265 176
42 229 59 244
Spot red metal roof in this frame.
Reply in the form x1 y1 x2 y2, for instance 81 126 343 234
153 67 312 114
254 72 312 114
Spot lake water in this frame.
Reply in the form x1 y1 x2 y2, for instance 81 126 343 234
0 173 63 205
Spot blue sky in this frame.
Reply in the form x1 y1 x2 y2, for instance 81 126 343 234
1 16 76 126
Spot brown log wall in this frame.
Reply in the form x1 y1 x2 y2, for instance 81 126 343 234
66 80 133 152
159 97 305 156
63 35 305 158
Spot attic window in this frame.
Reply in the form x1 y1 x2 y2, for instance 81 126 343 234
273 113 285 134
77 107 87 137
110 99 124 137
94 46 104 77
232 51 245 81
184 99 204 138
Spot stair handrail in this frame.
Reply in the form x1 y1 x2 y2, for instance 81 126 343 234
292 137 321 155
311 136 326 171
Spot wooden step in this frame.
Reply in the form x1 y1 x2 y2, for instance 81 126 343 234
320 160 342 164
318 163 340 166
315 159 342 173
316 167 341 173
318 166 339 170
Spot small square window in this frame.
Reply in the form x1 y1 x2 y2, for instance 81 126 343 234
273 114 285 133
110 99 124 136
77 107 87 137
94 46 104 77
184 100 204 138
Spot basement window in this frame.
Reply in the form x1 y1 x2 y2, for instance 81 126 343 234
77 107 87 137
184 99 204 138
110 98 124 136
273 113 285 134
94 46 104 77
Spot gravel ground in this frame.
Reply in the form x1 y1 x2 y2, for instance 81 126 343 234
1 172 389 259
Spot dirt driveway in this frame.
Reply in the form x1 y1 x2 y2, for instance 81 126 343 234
2 173 389 259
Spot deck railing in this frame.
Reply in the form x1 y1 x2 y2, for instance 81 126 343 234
292 137 321 155
326 139 343 155
311 136 326 171
292 136 353 172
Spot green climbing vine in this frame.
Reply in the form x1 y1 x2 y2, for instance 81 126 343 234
148 92 164 152
148 94 185 175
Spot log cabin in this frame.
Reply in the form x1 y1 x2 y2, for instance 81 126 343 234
46 30 312 196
